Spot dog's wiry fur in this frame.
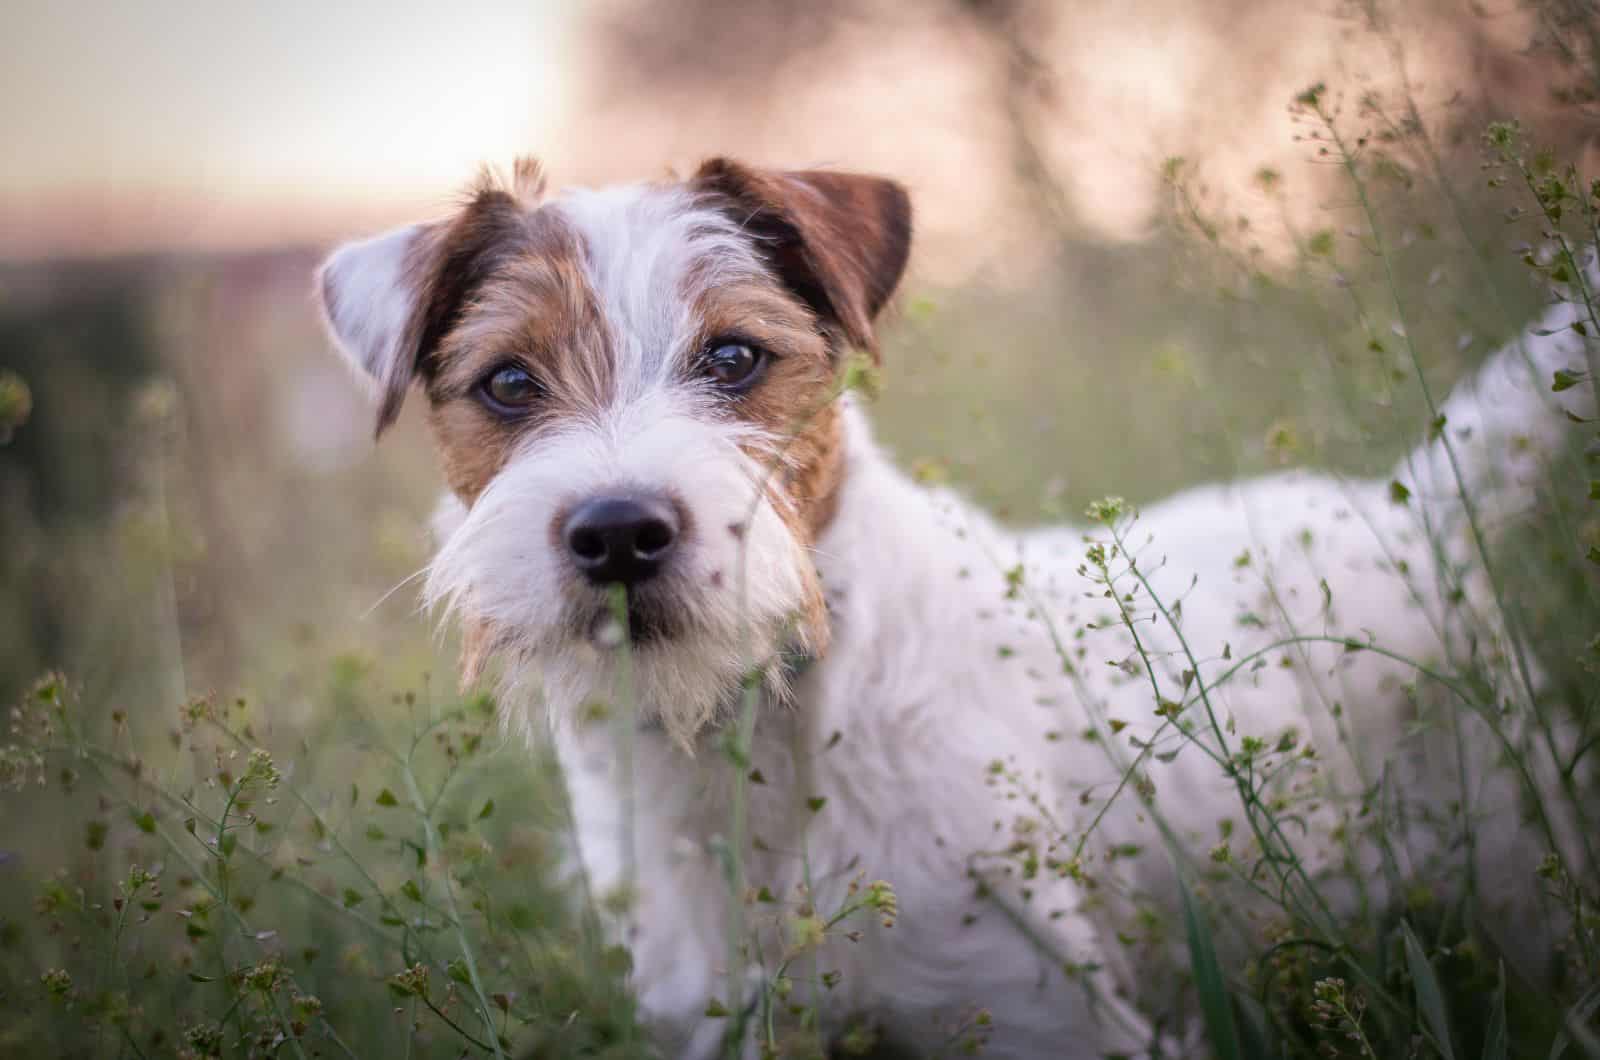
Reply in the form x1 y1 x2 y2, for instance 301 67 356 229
318 158 1593 1057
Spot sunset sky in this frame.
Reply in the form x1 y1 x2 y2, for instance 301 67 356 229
0 1 1566 268
1 0 574 255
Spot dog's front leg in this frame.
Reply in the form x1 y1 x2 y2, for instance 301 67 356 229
555 727 754 1059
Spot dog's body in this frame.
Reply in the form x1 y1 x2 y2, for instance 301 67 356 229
317 159 1591 1057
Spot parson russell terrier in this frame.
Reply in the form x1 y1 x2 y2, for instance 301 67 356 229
316 157 1593 1057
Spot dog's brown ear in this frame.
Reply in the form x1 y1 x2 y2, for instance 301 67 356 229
315 161 545 436
692 158 912 359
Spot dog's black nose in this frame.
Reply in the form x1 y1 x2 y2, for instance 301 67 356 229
563 495 680 587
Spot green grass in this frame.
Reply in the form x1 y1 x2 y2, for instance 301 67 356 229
3 24 1600 1058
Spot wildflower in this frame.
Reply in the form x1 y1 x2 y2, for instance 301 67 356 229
787 914 827 952
387 962 429 999
241 958 286 993
179 697 215 731
243 749 281 789
182 1022 223 1059
863 880 898 928
1085 496 1128 524
0 745 44 791
39 968 72 998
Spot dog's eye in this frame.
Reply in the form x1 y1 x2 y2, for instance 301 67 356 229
479 365 542 413
702 342 765 390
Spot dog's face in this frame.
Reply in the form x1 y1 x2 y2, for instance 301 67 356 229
316 158 911 745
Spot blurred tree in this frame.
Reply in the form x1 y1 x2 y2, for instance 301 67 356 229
0 265 160 700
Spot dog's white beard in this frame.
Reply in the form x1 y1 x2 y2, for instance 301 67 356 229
497 632 797 751
423 390 819 749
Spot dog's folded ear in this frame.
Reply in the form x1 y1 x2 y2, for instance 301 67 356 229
315 161 544 437
692 159 912 359
316 222 435 436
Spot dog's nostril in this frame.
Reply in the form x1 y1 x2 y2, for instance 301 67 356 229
633 518 675 559
562 494 681 587
569 526 607 562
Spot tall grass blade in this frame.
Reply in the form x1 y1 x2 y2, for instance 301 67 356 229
1179 872 1242 1060
1402 920 1456 1060
1550 983 1600 1060
1234 991 1272 1060
1480 961 1506 1060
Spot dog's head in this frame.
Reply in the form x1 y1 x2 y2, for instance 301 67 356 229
316 158 911 745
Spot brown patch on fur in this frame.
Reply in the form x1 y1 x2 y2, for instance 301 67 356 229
687 275 846 540
686 159 913 544
320 157 553 438
687 159 911 549
691 159 912 360
684 275 842 656
787 402 847 538
422 208 612 503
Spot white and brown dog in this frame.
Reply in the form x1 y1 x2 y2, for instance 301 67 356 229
316 158 1591 1057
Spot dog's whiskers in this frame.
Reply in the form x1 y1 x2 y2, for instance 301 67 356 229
362 564 434 620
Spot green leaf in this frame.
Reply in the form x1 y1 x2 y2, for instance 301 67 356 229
1553 368 1586 392
1401 920 1456 1060
477 798 494 820
132 810 156 834
1179 874 1241 1060
400 879 424 903
806 797 827 813
85 820 107 851
375 788 399 807
342 888 364 909
1389 480 1412 505
1481 961 1506 1060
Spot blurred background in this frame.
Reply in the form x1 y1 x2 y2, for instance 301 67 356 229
2 0 1598 1053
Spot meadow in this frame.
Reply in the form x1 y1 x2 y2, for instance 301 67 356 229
2 28 1599 1060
